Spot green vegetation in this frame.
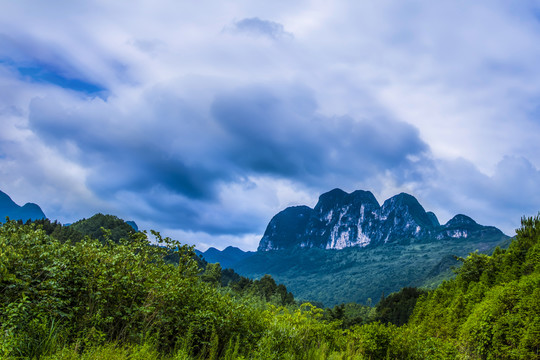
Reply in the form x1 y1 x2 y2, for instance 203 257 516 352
324 302 376 329
0 219 340 359
409 215 540 358
234 234 506 306
1 214 540 359
25 214 136 244
69 213 137 243
375 287 427 326
200 264 296 306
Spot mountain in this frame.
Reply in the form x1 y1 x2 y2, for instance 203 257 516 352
234 188 510 306
200 246 255 269
259 188 506 251
0 190 46 222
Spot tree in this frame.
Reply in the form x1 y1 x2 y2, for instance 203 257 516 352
201 263 222 285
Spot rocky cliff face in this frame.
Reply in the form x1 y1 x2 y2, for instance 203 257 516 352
258 188 506 251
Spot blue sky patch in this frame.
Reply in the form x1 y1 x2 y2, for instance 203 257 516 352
1 59 107 97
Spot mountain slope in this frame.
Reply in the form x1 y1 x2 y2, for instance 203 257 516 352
0 190 46 222
235 237 509 306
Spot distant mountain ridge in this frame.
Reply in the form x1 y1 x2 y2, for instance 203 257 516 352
198 246 255 269
0 190 46 222
259 188 507 251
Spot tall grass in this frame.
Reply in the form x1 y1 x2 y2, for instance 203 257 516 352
1 334 369 360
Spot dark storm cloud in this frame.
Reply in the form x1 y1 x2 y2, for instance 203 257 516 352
229 18 293 39
211 85 429 186
469 156 540 218
415 156 540 235
28 96 225 201
26 84 430 234
137 189 268 235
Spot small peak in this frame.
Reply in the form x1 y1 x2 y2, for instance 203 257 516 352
314 189 348 213
445 214 478 227
204 247 220 255
381 192 434 228
222 246 244 253
19 202 46 220
349 190 380 206
426 211 440 227
319 188 348 201
382 192 422 209
393 192 418 203
20 202 42 210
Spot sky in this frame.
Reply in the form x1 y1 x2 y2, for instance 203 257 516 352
1 0 540 251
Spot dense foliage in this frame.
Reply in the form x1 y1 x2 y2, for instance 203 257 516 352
234 235 505 306
325 302 376 329
1 214 539 359
374 287 427 326
69 213 137 243
201 263 295 306
409 215 540 359
0 220 341 359
25 214 137 244
21 218 85 243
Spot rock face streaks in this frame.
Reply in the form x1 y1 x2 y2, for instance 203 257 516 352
258 188 506 251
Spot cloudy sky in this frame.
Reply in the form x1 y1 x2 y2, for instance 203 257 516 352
2 1 540 250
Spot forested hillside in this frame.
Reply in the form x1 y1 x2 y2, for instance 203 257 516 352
408 215 540 358
1 214 540 359
234 237 506 306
